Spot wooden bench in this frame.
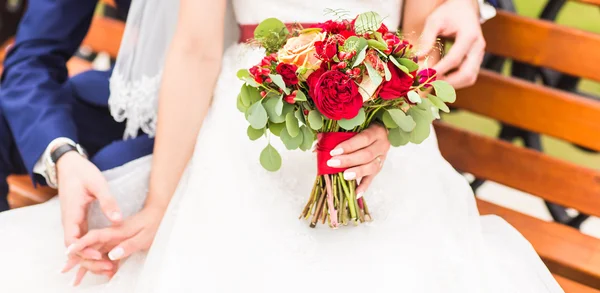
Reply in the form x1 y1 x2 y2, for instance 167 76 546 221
2 3 125 209
436 2 600 292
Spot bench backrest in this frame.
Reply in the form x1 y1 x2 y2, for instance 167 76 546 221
436 3 600 217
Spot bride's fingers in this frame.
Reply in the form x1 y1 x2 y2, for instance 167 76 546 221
329 127 379 156
341 156 382 182
71 266 88 287
79 248 103 260
80 259 115 274
355 176 375 198
61 255 81 273
108 234 145 261
328 147 379 169
68 228 124 256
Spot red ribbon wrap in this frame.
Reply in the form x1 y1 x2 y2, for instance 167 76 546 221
316 132 357 175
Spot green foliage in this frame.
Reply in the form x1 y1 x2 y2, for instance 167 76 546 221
407 99 435 143
280 127 303 150
397 58 419 72
354 11 383 35
260 144 282 172
407 90 422 104
299 126 315 151
388 127 411 147
295 109 306 125
269 74 290 94
269 122 286 136
308 110 324 130
367 39 388 51
353 47 368 68
365 63 383 89
294 90 307 102
247 101 268 130
237 69 260 87
247 126 264 141
338 108 366 130
275 95 284 116
431 80 456 103
427 94 450 113
254 18 289 54
382 109 416 132
264 96 293 123
389 56 410 74
285 112 300 138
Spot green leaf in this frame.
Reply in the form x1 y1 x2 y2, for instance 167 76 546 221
247 126 264 141
388 127 411 147
275 95 284 116
299 126 315 151
407 90 422 104
367 39 388 51
247 101 268 129
269 74 290 95
338 108 366 130
294 90 307 102
237 94 249 113
240 84 262 107
353 46 368 68
354 11 383 35
407 101 435 144
397 58 419 72
263 96 285 123
280 127 303 150
307 110 323 130
269 122 285 136
390 56 410 74
427 94 450 113
383 61 392 81
295 109 306 125
382 109 416 132
285 112 300 138
365 63 383 89
344 36 368 51
259 144 282 172
243 77 260 88
254 18 289 39
237 69 251 80
431 80 456 103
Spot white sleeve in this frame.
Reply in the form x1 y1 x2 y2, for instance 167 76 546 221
32 137 77 184
478 0 497 23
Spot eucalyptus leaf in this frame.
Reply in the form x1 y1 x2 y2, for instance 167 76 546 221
431 80 456 103
254 18 289 39
344 36 368 52
237 94 248 113
263 96 285 123
338 108 366 130
383 109 416 132
407 102 435 144
299 126 315 151
269 122 285 136
269 74 290 94
247 126 264 141
237 69 251 80
365 63 383 89
354 11 383 35
275 95 284 116
407 91 422 104
240 84 261 107
295 109 306 125
280 127 303 150
247 101 268 129
243 77 260 87
353 46 368 68
294 90 307 102
427 94 450 113
397 58 419 72
390 56 410 74
259 144 282 172
367 39 388 51
308 110 323 130
383 61 392 81
285 112 300 138
388 127 411 147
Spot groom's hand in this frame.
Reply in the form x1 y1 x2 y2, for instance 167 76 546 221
57 152 122 248
327 124 390 198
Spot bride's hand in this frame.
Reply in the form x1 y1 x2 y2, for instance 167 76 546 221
65 206 165 284
327 123 390 198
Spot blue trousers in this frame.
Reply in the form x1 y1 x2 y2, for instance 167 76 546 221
0 70 154 212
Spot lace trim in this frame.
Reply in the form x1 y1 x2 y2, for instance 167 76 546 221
109 71 163 139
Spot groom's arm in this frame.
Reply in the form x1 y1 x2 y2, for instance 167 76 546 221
0 0 99 175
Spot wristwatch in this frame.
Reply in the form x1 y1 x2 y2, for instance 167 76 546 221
43 139 88 188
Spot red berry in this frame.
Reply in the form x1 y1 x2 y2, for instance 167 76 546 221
331 64 338 71
337 62 347 69
353 68 361 75
261 68 271 75
346 69 353 75
260 91 267 98
303 109 309 115
266 78 272 83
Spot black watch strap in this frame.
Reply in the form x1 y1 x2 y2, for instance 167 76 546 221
50 144 80 164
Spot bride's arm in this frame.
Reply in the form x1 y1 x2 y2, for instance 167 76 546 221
146 0 227 210
403 0 445 65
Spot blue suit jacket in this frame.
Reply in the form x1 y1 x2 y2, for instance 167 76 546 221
0 0 131 174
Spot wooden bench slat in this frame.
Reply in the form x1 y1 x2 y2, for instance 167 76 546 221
573 0 600 5
554 274 600 293
82 17 125 59
454 69 600 152
483 10 600 82
477 199 600 289
6 176 55 209
434 122 600 218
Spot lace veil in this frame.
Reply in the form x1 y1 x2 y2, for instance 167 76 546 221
108 0 180 139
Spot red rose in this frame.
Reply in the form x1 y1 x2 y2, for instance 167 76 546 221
313 20 354 37
379 63 414 100
306 67 326 98
314 40 338 62
275 63 299 86
313 70 363 120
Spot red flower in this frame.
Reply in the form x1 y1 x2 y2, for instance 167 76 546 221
306 67 326 98
275 63 299 86
417 68 437 85
379 63 414 100
313 20 355 38
313 71 363 120
314 40 338 62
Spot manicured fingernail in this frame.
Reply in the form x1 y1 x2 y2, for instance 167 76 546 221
65 244 76 255
330 148 344 156
357 192 364 199
110 211 122 221
327 159 341 167
343 172 356 180
108 247 124 261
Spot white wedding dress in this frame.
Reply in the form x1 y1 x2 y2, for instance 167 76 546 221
0 0 564 292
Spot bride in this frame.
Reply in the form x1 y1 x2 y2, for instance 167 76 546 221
0 0 564 292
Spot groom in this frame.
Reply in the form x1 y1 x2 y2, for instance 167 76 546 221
0 0 150 243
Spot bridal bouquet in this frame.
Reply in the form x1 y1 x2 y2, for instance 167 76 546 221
236 12 455 228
